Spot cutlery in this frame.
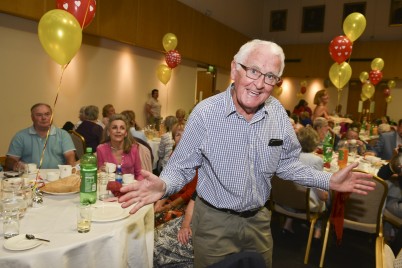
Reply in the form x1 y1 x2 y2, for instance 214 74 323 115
25 234 50 242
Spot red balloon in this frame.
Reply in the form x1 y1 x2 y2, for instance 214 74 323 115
329 35 353 64
369 70 383 85
383 88 391 97
165 50 181 69
301 86 307 94
56 0 96 28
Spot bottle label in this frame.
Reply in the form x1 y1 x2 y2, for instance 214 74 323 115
81 171 97 193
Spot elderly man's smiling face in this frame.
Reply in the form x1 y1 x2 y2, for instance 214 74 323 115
230 47 281 120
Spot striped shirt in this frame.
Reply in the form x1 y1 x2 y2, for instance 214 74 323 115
161 85 331 212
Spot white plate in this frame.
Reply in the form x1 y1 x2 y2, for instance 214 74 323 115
4 234 42 251
92 203 130 222
41 190 79 195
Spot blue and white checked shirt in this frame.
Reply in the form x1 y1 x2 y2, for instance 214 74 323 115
161 85 332 212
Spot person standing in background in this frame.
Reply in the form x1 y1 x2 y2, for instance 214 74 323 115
312 89 330 121
146 89 162 131
102 104 115 127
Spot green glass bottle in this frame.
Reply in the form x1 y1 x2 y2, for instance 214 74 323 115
80 147 97 204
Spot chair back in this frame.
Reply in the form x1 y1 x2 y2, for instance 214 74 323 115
343 174 388 235
137 143 152 172
69 130 86 160
271 175 310 213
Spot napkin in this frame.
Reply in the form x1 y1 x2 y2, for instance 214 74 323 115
330 191 350 245
107 181 123 197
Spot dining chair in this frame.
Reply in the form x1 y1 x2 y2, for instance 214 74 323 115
319 174 388 268
375 235 395 268
68 130 86 160
269 175 326 265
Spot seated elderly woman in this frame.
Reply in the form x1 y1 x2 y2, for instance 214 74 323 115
157 115 178 173
282 126 328 240
154 123 197 227
76 105 103 152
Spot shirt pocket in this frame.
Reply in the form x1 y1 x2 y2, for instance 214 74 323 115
257 141 283 176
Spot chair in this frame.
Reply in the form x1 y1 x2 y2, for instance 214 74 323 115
319 174 388 268
376 236 395 268
269 175 325 264
68 130 86 160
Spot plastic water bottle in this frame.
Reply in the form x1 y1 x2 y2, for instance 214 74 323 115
323 133 333 168
115 165 123 184
80 147 97 205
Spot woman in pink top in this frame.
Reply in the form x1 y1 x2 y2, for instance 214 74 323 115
97 114 143 180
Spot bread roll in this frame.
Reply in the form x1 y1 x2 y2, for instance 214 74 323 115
41 174 80 193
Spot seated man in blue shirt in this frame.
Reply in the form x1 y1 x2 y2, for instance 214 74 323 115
5 103 76 171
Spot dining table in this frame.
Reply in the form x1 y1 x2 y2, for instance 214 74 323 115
0 192 154 268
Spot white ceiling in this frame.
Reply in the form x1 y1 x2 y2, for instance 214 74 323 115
177 0 402 44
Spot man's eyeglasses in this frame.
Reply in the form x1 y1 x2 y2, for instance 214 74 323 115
236 62 281 86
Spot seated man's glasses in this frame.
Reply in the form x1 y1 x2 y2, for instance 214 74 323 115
236 62 281 86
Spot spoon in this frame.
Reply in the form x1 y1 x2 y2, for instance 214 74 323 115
25 234 50 242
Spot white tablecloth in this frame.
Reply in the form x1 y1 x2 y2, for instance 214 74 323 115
0 194 154 268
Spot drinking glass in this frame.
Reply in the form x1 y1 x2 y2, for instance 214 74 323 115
77 204 92 233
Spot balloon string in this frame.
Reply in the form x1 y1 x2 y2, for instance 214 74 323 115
33 63 69 192
81 1 91 30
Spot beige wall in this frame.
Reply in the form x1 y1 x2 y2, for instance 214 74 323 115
1 13 400 156
0 13 233 154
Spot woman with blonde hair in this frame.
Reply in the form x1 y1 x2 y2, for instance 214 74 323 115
96 114 143 179
312 89 330 121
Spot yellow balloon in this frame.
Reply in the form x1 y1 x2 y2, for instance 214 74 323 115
371 58 384 71
388 80 396 89
329 62 352 89
362 82 375 99
343 12 366 42
360 93 368 101
38 9 82 65
359 71 369 83
156 64 172 85
162 33 178 52
386 95 392 103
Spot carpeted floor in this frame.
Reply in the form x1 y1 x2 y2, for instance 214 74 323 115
270 212 401 268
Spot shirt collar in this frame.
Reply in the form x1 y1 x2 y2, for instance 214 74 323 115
224 83 272 120
29 125 56 135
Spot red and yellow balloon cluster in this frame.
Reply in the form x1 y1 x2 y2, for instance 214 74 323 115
38 0 96 66
296 80 308 98
384 80 395 103
359 58 385 101
156 33 182 85
328 13 366 90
